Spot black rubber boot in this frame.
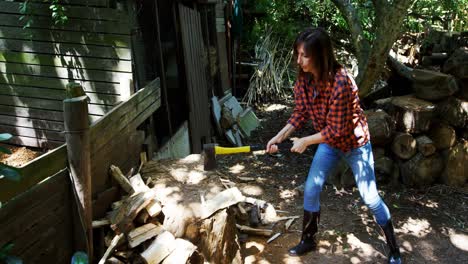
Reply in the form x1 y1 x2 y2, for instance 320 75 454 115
288 210 320 256
380 220 402 264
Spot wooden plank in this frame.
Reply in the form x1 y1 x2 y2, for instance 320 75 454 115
0 95 114 115
128 223 164 248
0 51 132 72
0 114 64 131
90 79 160 150
140 231 177 264
0 38 131 60
0 26 131 48
0 2 127 22
0 147 67 202
0 124 64 141
0 14 129 34
0 168 68 223
0 104 64 122
25 0 109 8
0 62 133 83
0 73 122 94
0 84 122 105
5 135 64 148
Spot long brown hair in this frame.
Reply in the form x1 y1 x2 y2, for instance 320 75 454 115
293 27 341 82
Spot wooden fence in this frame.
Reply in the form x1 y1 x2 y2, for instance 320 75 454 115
0 0 132 148
0 77 161 262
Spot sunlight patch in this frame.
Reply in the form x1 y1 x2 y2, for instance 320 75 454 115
400 217 432 237
282 254 303 264
229 164 245 174
280 189 297 199
244 241 265 264
265 104 288 111
241 185 264 196
346 233 383 260
450 233 468 251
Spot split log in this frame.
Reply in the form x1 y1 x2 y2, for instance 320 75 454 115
162 239 197 264
389 96 435 133
146 199 162 217
261 203 278 224
110 191 155 233
428 123 457 150
416 136 437 156
199 209 242 264
128 223 164 248
92 219 110 228
267 233 282 243
236 224 273 237
135 210 150 225
162 203 195 238
374 156 395 177
129 173 150 193
411 69 458 101
392 132 417 160
365 110 395 146
201 187 245 219
140 231 177 264
285 218 296 231
443 47 468 79
401 153 444 187
436 97 468 128
110 165 134 194
98 233 124 264
441 140 468 187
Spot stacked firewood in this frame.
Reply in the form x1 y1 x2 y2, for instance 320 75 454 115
94 158 297 264
332 31 467 189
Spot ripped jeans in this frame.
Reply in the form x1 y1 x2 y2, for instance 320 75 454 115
303 142 391 225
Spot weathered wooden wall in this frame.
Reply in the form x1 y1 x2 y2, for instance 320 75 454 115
0 0 132 148
0 169 75 263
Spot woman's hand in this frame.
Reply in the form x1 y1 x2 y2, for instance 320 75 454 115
291 137 309 153
266 136 282 153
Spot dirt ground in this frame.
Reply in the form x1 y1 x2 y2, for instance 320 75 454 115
213 99 468 264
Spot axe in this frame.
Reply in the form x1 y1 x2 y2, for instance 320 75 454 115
203 142 292 171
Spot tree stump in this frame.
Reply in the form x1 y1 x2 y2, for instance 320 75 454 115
199 209 242 264
392 132 417 160
389 95 435 133
428 123 457 150
365 110 395 146
415 136 436 156
441 140 468 187
411 69 458 101
401 153 444 187
436 97 468 128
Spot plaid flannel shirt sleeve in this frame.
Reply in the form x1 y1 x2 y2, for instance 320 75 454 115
320 76 352 143
287 79 309 129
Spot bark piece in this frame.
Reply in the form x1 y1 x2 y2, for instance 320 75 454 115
401 153 444 187
436 97 468 128
140 231 177 264
428 123 457 150
162 239 198 264
389 95 435 133
199 209 242 264
201 187 245 219
236 224 273 237
110 191 155 233
98 233 124 264
128 223 164 248
411 69 458 101
392 132 417 160
441 140 468 187
365 110 395 146
110 165 134 194
416 136 436 156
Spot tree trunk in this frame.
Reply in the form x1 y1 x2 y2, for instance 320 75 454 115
365 110 395 146
411 69 459 101
401 153 444 187
389 95 435 133
391 132 417 160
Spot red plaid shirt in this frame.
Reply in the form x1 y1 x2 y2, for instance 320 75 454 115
287 68 369 152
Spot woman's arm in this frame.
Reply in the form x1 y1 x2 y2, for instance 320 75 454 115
266 123 296 153
290 131 325 153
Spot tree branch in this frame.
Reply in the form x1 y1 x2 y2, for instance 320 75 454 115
330 0 370 64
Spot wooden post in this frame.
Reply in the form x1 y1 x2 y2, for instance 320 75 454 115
63 94 93 261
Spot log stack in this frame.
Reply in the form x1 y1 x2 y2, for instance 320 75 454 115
94 155 297 263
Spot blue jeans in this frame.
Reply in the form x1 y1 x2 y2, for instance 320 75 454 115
303 142 391 226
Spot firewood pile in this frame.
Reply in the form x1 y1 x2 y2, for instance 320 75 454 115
94 155 297 263
331 29 467 189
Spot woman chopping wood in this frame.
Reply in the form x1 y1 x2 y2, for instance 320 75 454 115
266 27 402 264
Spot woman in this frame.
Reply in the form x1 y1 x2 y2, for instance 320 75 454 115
266 28 402 264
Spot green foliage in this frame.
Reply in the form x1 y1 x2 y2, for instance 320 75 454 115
0 134 21 182
19 0 68 29
0 243 22 264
